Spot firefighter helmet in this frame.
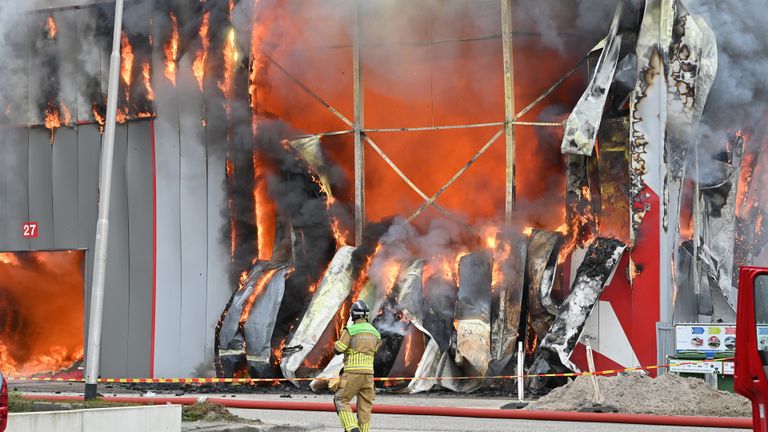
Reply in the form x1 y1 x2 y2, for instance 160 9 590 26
350 300 370 320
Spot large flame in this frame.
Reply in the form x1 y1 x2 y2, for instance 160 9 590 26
0 251 85 377
120 32 134 87
218 28 240 101
253 153 276 260
141 62 155 102
164 13 179 86
193 12 210 92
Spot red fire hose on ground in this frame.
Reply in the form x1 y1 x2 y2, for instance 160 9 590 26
22 394 751 429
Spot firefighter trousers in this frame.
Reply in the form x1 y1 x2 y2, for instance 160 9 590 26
334 372 375 432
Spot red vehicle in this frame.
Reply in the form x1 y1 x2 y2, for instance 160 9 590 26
0 369 7 431
735 266 768 432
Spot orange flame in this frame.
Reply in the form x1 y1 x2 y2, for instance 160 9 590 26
142 62 154 101
0 343 18 376
92 104 105 133
239 269 278 325
164 13 179 86
45 16 57 40
0 252 20 266
120 32 134 86
253 154 276 260
218 28 239 102
116 108 129 124
193 13 210 91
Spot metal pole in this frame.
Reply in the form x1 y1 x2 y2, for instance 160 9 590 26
501 0 516 227
85 0 124 400
353 1 365 246
585 338 604 404
516 341 524 402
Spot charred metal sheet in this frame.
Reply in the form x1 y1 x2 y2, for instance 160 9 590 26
422 275 458 352
698 134 745 309
407 338 441 394
566 154 596 242
397 260 426 330
280 246 355 382
490 234 527 373
529 238 626 388
630 0 668 240
216 262 269 377
288 135 333 198
244 267 289 377
662 0 718 315
597 118 631 242
526 231 564 339
455 251 492 377
372 266 412 379
561 2 624 156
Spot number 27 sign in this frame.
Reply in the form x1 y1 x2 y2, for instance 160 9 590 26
22 222 38 239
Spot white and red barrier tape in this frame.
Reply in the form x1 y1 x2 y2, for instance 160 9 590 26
6 358 734 384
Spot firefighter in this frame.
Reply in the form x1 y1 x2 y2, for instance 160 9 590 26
333 300 381 432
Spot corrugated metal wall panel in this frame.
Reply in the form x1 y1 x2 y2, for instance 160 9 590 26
100 125 130 377
52 128 79 247
205 130 231 374
5 129 31 251
77 124 101 351
28 129 55 249
125 120 154 377
153 83 183 377
177 61 210 375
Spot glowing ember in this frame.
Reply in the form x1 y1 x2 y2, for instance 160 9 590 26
164 13 179 86
45 16 57 40
193 12 210 91
142 62 155 101
218 28 239 100
239 269 278 325
120 32 134 86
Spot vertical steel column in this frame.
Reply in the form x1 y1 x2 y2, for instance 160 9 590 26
85 0 124 400
501 0 516 226
353 2 365 245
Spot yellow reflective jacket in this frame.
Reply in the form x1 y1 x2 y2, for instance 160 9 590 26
333 321 381 374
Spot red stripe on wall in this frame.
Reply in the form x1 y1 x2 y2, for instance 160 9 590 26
150 119 157 378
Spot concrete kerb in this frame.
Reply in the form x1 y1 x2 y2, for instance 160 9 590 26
8 404 182 432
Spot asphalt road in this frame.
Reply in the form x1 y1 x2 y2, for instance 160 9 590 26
233 408 745 432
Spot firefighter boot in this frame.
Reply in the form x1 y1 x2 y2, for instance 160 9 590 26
359 423 370 432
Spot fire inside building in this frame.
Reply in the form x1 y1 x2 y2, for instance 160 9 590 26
0 0 766 394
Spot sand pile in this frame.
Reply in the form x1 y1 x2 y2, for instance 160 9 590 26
526 373 751 417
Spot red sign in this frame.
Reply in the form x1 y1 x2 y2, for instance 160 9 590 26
22 222 38 239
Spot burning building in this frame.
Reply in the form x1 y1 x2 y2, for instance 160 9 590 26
0 0 766 393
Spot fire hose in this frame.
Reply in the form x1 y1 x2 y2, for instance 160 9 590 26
21 394 751 428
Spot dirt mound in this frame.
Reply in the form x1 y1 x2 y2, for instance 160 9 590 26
526 373 751 417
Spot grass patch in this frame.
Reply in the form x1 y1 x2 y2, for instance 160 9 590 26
8 392 34 413
181 402 260 424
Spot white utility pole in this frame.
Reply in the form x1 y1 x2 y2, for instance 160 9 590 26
85 0 124 400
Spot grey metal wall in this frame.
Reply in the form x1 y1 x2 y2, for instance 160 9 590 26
2 4 233 378
0 122 154 378
151 54 230 378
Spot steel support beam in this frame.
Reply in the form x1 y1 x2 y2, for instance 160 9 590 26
501 0 516 226
353 2 365 246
